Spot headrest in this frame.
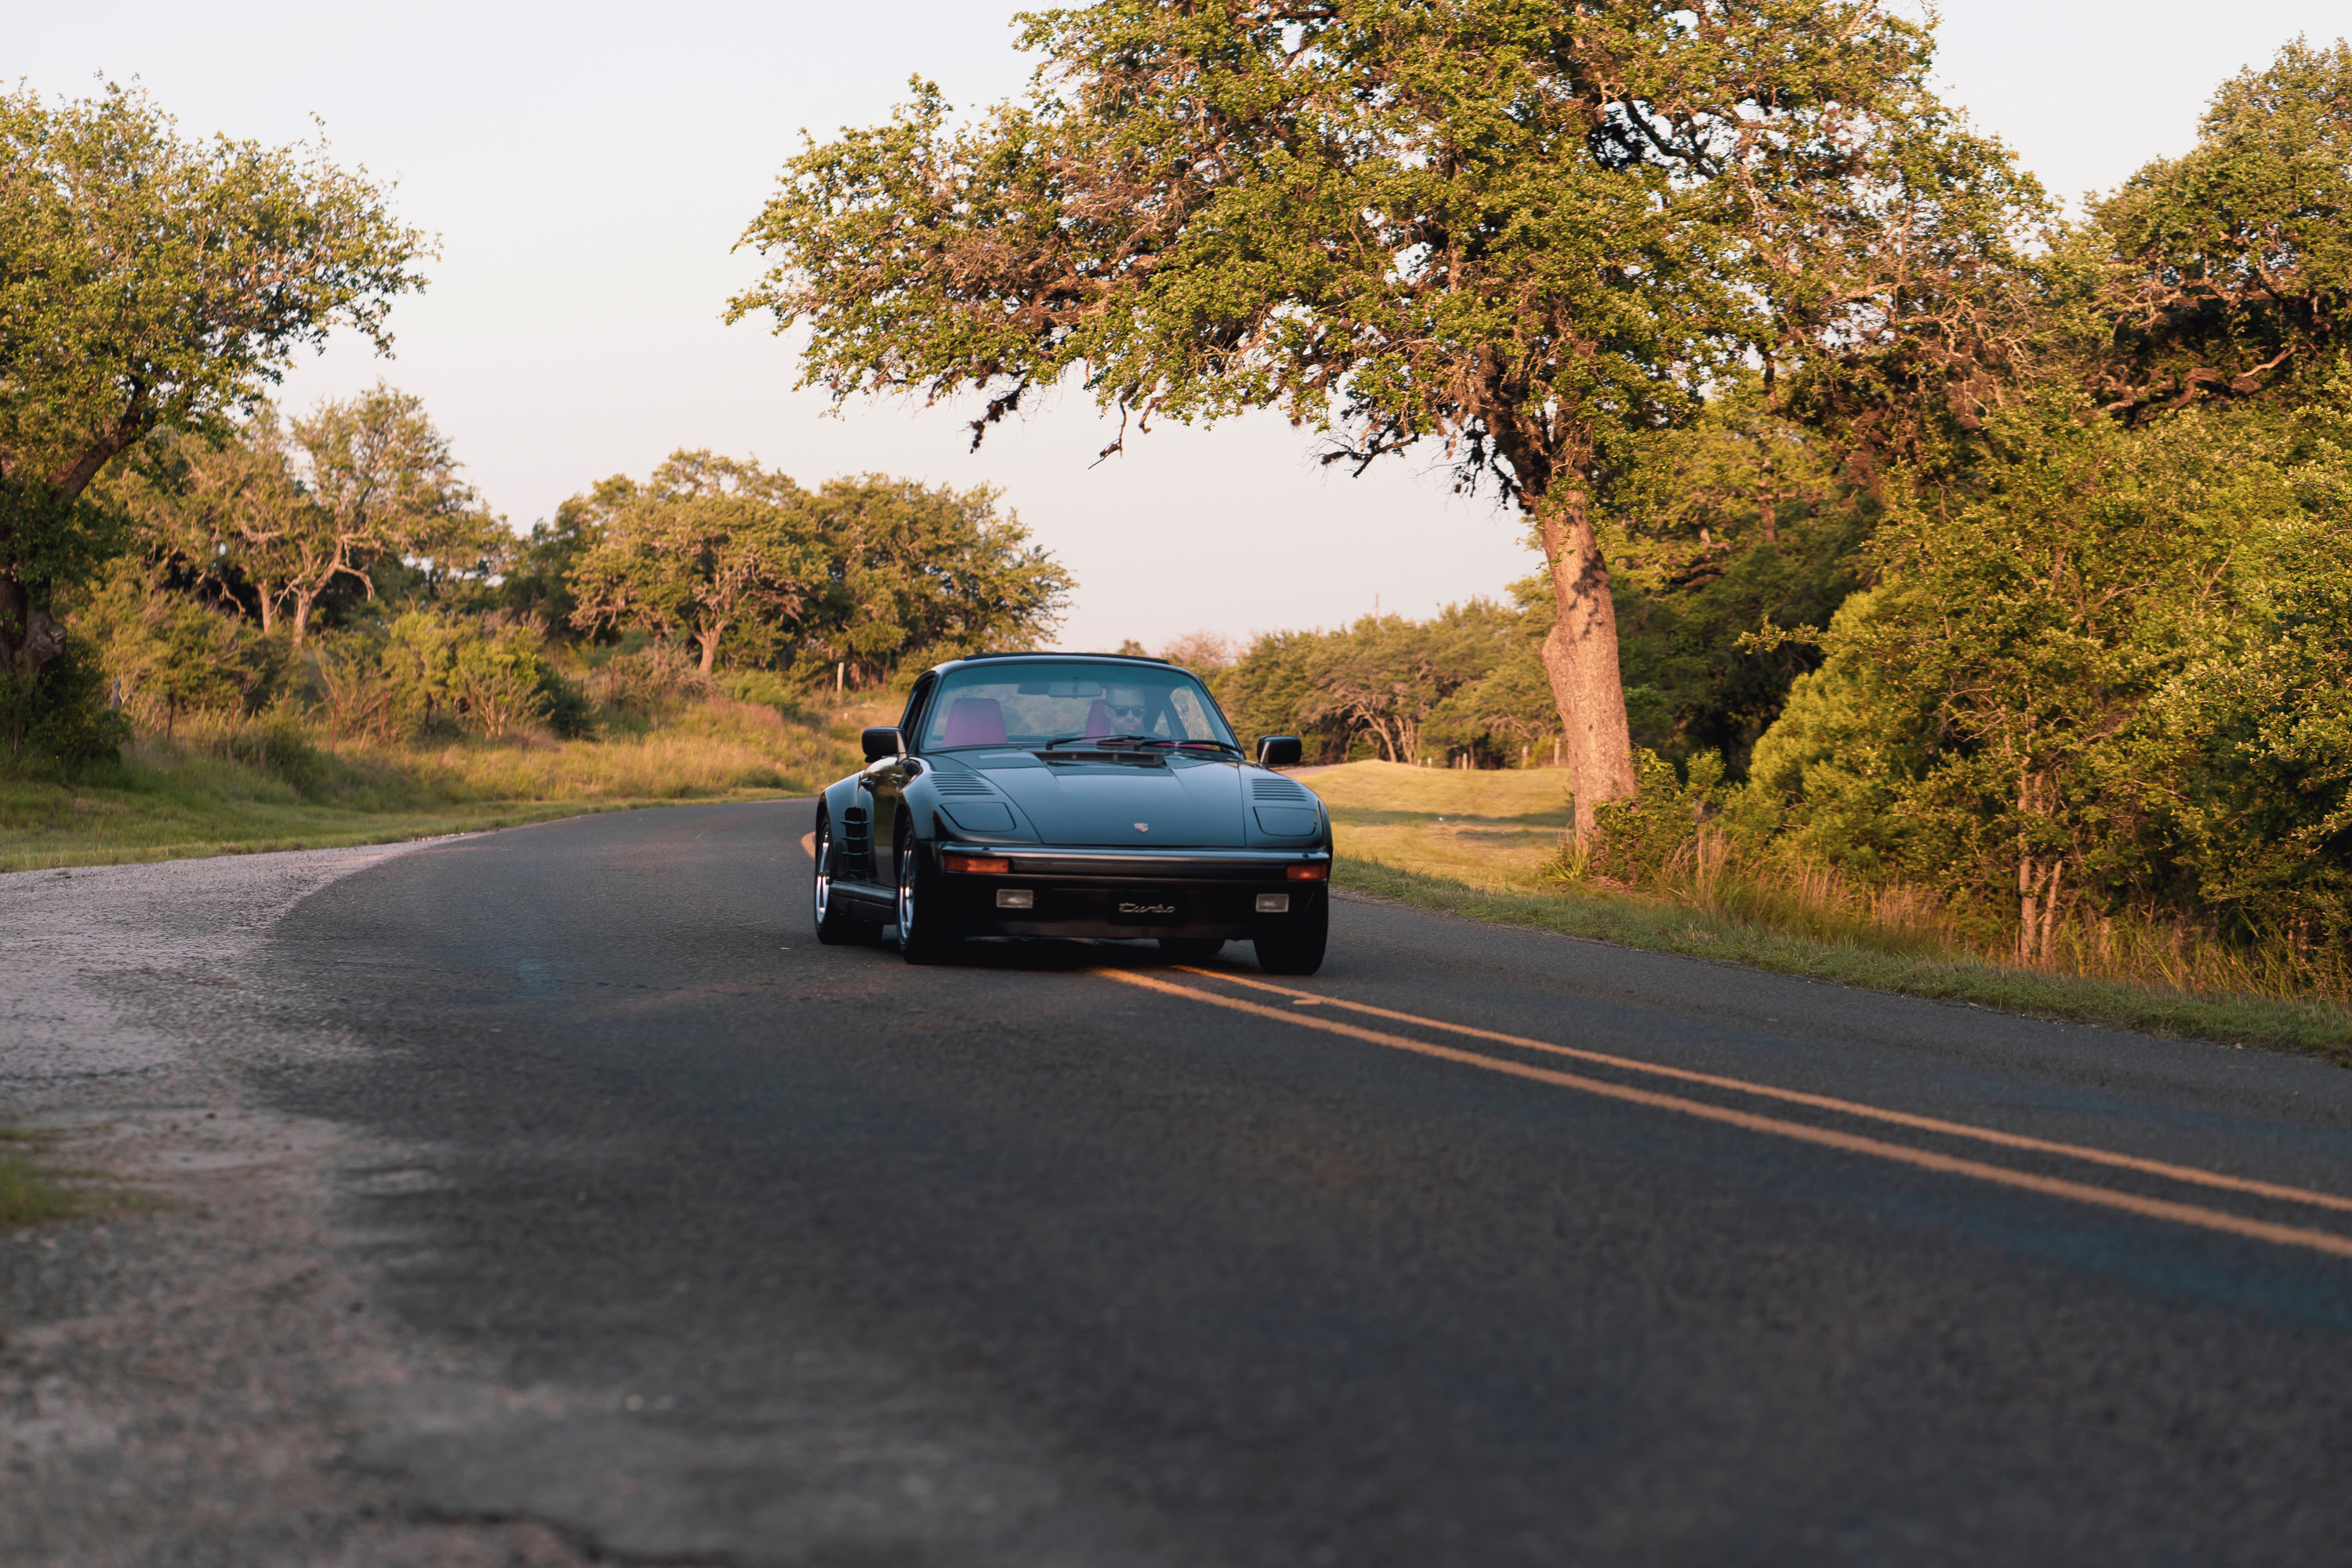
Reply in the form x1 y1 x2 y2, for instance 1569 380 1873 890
942 696 1008 747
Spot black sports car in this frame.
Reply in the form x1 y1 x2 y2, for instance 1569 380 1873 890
810 652 1331 973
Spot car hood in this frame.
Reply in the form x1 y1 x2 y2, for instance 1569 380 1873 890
972 757 1247 848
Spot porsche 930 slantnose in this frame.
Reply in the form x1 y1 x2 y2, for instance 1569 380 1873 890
808 653 1330 973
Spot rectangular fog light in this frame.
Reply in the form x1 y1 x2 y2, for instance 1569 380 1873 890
996 888 1036 909
1255 892 1291 913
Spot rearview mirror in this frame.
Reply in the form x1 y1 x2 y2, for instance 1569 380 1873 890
862 726 904 762
1257 735 1302 768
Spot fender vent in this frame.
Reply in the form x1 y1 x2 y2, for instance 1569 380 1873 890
933 776 998 796
1253 779 1309 801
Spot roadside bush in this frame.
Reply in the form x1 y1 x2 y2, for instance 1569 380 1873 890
78 562 289 739
586 644 713 719
1577 749 1730 887
538 665 597 739
317 610 559 742
0 630 130 768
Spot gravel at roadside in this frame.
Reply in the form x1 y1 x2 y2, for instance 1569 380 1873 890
0 841 595 1566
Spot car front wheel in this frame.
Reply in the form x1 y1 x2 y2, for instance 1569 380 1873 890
896 833 960 964
1253 897 1327 975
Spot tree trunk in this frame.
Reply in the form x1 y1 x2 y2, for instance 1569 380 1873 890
1534 490 1637 843
0 578 69 677
2016 767 2066 966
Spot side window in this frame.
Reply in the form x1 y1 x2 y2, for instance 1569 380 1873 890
898 676 934 750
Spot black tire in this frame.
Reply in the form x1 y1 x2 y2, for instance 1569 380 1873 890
812 811 875 946
1253 896 1328 975
896 832 961 965
1157 937 1225 961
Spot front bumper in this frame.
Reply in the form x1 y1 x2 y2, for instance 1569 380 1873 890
932 841 1331 940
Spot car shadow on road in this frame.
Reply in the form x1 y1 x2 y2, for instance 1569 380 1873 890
859 935 1258 975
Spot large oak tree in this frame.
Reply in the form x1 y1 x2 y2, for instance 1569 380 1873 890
730 0 2032 836
0 83 425 739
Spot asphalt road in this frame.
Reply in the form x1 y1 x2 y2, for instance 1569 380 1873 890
249 800 2352 1566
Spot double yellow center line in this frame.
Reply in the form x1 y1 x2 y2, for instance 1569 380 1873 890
1096 965 2352 1262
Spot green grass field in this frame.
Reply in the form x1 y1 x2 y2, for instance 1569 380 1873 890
0 1129 85 1235
1305 760 2352 1062
1309 760 1570 891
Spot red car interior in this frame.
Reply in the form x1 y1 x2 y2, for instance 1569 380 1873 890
943 697 1009 747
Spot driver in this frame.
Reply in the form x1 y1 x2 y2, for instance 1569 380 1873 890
1103 683 1154 736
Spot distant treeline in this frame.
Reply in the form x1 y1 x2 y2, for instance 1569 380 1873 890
59 388 1070 748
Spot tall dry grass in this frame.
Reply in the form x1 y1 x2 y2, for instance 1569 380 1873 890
1624 828 2352 1011
2 691 884 872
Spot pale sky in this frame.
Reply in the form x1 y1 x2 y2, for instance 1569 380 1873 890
16 2 2348 652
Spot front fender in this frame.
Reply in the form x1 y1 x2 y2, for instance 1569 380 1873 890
816 775 863 829
903 771 1040 845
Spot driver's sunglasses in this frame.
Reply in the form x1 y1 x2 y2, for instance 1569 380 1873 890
1109 703 1146 717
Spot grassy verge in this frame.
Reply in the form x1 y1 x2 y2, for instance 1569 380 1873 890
2 695 884 873
0 1129 85 1232
1311 762 2352 1062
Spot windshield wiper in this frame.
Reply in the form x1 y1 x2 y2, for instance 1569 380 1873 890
1043 734 1147 750
1041 735 1243 755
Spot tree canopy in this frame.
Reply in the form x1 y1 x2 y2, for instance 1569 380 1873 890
0 82 426 742
568 452 826 675
564 452 1073 679
732 0 2035 836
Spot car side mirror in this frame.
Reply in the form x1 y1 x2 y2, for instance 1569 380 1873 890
862 726 904 763
1257 735 1302 768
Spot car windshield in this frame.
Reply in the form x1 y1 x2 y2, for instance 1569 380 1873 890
917 661 1239 753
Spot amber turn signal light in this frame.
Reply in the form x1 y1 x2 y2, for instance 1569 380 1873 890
1287 862 1329 881
945 853 1011 874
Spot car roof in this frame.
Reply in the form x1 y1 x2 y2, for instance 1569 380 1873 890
924 651 1178 678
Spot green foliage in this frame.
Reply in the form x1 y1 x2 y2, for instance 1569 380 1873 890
536 663 598 739
0 629 129 767
499 495 604 634
0 81 424 762
0 82 427 500
800 474 1073 682
1583 750 1730 887
1733 379 2352 977
562 453 1071 684
76 557 289 735
2066 39 2352 420
316 610 552 742
567 452 824 674
734 2 2024 493
1598 378 1876 768
1218 601 1537 764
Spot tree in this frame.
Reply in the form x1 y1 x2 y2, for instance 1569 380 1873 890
2068 39 2352 423
803 474 1073 684
1599 379 1873 768
568 452 826 673
1159 630 1233 677
280 386 494 643
0 82 426 730
102 388 491 644
105 417 308 633
1748 391 2347 962
731 0 2033 837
